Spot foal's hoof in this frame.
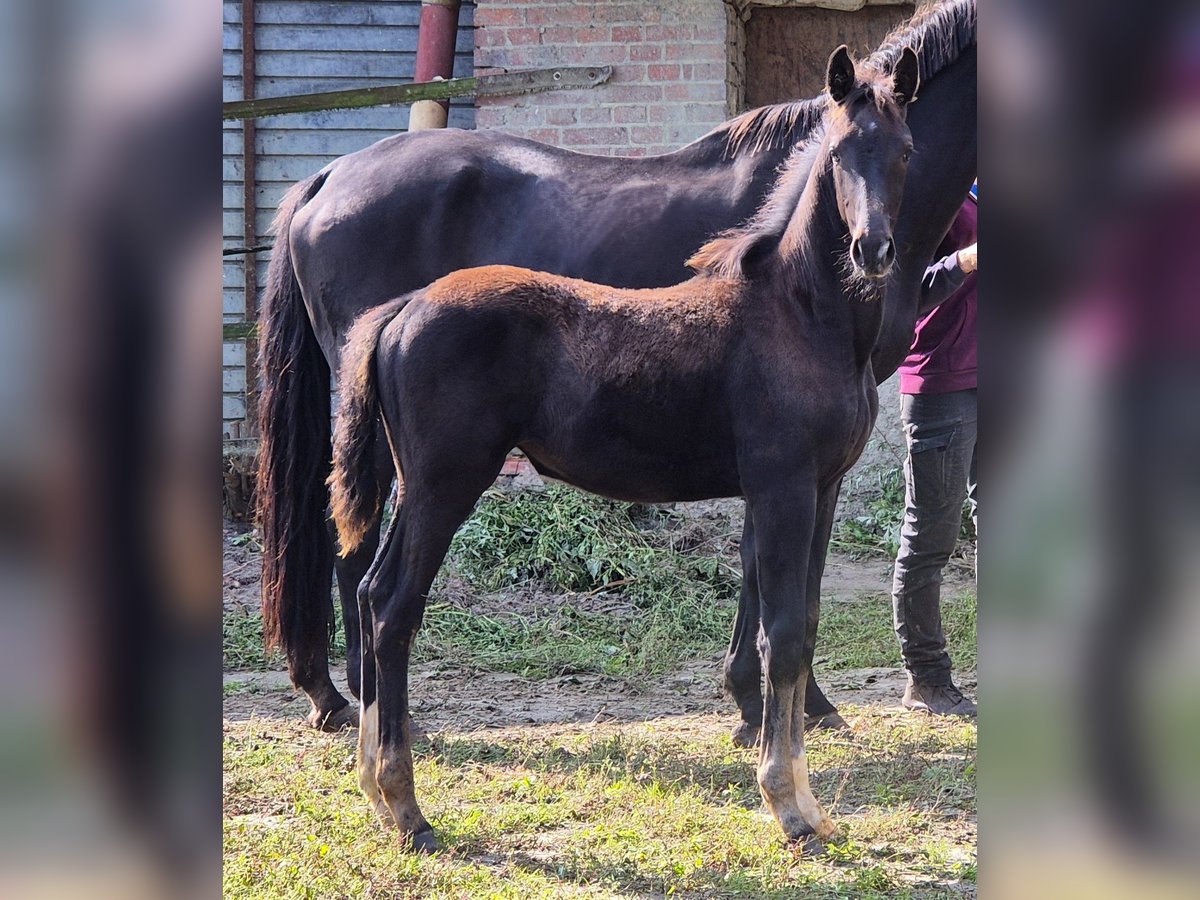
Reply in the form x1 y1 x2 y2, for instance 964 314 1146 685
731 721 761 748
783 816 838 847
804 710 850 733
408 827 441 854
307 702 358 732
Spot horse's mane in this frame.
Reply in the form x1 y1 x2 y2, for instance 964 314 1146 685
718 0 977 157
686 133 826 279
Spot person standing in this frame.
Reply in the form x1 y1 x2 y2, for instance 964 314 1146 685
892 189 978 716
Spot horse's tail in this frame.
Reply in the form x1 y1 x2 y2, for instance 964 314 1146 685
328 298 411 557
256 170 335 662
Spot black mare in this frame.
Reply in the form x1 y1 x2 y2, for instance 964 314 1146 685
256 0 977 732
328 46 920 849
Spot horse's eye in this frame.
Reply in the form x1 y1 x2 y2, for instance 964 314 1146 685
831 149 841 162
902 149 913 163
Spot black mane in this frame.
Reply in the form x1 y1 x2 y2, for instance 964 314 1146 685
716 0 976 157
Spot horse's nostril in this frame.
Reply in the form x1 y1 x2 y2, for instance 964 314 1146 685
883 239 896 266
851 241 865 268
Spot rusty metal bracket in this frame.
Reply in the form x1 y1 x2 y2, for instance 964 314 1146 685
223 66 614 120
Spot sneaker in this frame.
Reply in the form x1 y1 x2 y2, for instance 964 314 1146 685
902 676 977 717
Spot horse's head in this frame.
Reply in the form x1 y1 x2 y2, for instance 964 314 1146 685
824 44 919 281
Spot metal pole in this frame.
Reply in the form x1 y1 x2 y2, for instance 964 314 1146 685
410 0 462 131
241 0 259 429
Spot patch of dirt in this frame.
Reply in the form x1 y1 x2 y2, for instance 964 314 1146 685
222 502 976 730
223 522 261 613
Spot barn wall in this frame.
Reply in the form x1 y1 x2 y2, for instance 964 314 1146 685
474 0 730 156
222 0 477 437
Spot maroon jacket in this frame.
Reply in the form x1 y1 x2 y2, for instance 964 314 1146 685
899 196 977 394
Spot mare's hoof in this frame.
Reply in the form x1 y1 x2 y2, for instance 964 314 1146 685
307 702 358 732
409 827 441 854
731 721 761 748
804 710 850 733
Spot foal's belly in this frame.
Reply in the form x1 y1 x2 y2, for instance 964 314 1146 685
519 386 742 503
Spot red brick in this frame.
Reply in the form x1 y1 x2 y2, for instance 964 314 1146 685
574 25 611 44
524 128 563 146
631 125 664 144
610 64 646 83
555 44 627 65
545 107 578 126
477 8 523 28
601 84 663 102
612 25 643 43
475 27 505 48
579 106 613 124
541 26 574 44
613 105 647 124
562 126 629 145
648 64 681 82
665 42 726 62
690 62 727 82
629 44 662 62
646 25 695 42
505 27 542 47
685 102 728 124
523 6 595 27
665 83 725 102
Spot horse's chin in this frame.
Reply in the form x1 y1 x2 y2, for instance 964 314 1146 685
846 269 888 303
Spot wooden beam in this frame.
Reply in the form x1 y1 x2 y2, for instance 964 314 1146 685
222 66 613 121
731 0 911 14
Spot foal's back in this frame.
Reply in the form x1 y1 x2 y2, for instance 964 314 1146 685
400 264 750 383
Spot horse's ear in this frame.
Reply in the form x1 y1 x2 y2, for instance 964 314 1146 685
826 45 856 104
892 46 920 107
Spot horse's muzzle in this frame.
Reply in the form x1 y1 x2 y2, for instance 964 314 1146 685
850 235 896 280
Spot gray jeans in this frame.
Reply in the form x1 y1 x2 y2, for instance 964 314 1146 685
891 388 977 685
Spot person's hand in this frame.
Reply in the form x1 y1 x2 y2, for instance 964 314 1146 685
958 243 977 274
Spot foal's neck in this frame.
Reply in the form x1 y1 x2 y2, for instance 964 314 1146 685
775 148 883 370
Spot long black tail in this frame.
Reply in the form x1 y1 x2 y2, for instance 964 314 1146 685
256 171 335 683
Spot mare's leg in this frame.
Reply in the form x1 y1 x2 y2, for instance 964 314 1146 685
726 509 845 748
749 482 836 842
293 557 356 731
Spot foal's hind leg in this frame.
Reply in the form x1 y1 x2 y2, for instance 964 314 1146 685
330 433 396 705
356 510 400 826
365 460 506 852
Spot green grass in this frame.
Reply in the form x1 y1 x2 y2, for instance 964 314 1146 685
818 590 976 672
834 466 976 559
224 486 977 897
224 709 976 899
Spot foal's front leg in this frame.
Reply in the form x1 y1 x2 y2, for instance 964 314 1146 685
749 485 836 842
725 510 846 748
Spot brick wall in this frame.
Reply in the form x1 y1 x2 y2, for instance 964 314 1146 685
474 0 731 156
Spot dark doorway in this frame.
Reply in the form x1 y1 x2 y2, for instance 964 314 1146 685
744 3 916 107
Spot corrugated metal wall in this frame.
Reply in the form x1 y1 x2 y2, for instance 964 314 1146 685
222 1 476 435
